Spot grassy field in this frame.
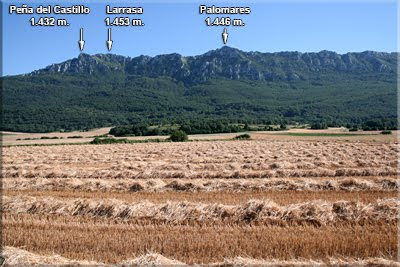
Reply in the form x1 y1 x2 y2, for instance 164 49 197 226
2 132 398 265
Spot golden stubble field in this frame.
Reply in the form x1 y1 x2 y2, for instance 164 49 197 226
2 133 399 266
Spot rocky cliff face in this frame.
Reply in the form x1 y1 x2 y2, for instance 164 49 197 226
32 53 127 75
31 46 397 83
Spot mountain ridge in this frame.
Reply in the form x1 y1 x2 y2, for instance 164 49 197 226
4 46 397 132
29 47 397 84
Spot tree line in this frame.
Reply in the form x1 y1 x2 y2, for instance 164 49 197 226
109 118 398 137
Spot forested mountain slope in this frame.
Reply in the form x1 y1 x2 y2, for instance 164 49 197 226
3 47 397 132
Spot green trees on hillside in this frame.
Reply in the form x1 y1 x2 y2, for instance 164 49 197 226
2 70 397 133
109 120 245 137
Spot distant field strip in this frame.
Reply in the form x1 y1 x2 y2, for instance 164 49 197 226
274 133 375 137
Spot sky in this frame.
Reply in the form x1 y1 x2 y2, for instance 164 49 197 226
2 0 397 76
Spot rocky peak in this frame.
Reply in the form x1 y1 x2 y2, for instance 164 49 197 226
30 48 397 83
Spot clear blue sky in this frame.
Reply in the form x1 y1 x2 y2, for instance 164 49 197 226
2 0 397 76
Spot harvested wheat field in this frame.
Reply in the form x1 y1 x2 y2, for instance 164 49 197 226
2 135 399 265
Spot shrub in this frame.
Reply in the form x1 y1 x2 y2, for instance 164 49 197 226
234 134 251 140
67 136 83 139
90 137 129 144
381 130 392 135
40 136 59 139
279 124 288 130
169 130 188 142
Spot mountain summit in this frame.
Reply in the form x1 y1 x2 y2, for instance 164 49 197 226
31 47 396 83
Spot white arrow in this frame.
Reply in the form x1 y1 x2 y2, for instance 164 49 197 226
107 28 113 51
78 28 85 51
222 28 228 45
